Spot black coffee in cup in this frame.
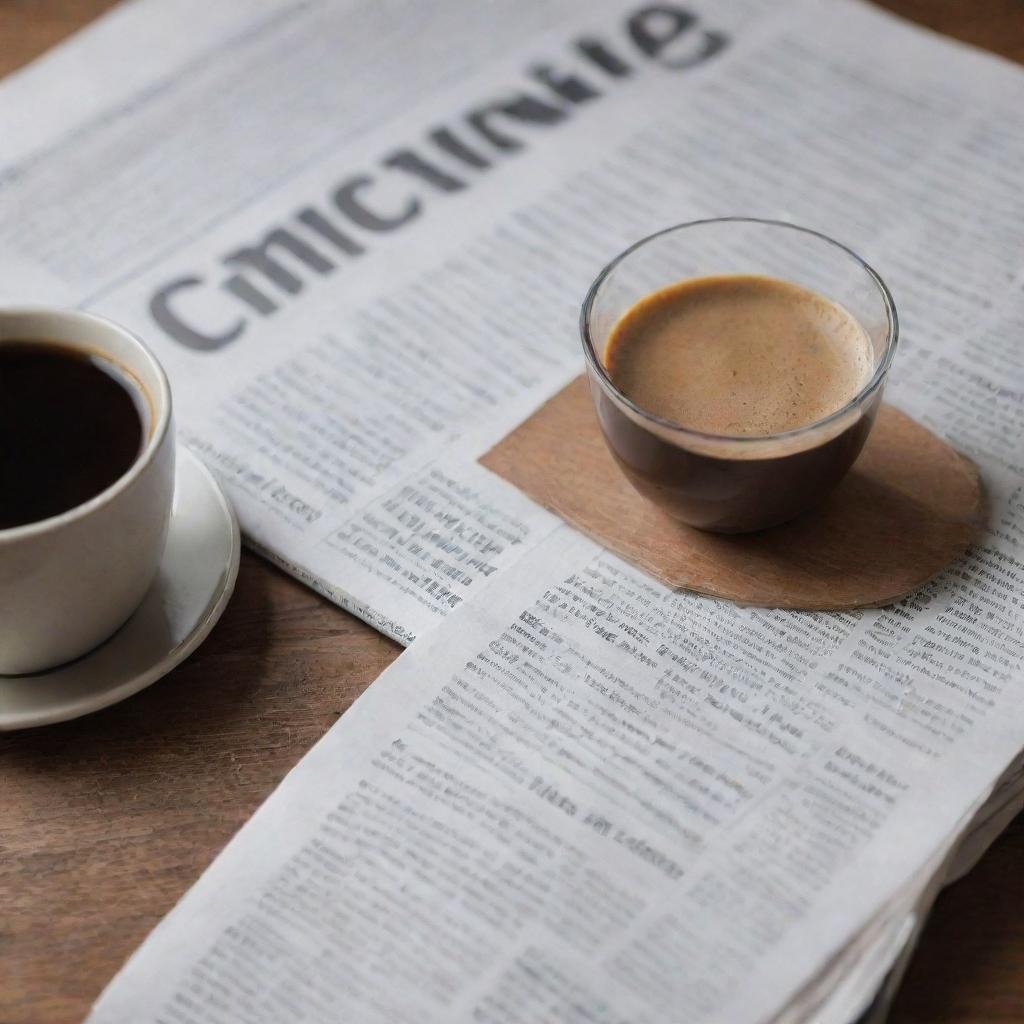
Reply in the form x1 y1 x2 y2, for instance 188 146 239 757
0 341 147 529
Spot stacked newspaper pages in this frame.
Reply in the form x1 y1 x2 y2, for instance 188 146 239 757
2 0 1023 1020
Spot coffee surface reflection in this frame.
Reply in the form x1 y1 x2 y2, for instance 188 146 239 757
0 341 146 529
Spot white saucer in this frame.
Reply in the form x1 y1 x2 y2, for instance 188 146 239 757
0 447 240 730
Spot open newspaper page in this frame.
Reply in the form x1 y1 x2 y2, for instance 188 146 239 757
2 0 1020 644
78 1 1024 993
88 477 1024 1023
0 0 766 642
4 0 1024 1020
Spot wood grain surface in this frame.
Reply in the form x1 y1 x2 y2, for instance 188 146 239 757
482 378 986 610
1 3 1023 1023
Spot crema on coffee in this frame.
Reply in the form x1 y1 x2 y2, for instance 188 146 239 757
605 274 873 437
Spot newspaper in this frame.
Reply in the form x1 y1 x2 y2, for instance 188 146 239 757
5 0 766 642
87 513 1024 1022
4 0 1021 646
4 0 1023 1020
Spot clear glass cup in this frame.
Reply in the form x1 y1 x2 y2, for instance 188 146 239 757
580 218 898 533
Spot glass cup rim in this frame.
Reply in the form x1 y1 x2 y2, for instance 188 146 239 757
579 216 899 448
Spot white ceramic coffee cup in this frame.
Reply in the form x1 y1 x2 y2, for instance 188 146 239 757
0 308 175 675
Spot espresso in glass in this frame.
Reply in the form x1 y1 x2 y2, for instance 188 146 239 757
582 219 898 533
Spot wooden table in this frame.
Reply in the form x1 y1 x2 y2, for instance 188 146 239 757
2 3 1023 1021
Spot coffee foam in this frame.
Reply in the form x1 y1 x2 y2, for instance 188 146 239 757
605 274 874 440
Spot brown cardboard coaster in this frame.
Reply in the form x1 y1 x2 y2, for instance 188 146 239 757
481 377 986 610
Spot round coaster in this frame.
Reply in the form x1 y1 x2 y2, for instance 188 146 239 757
0 447 240 730
482 377 986 610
